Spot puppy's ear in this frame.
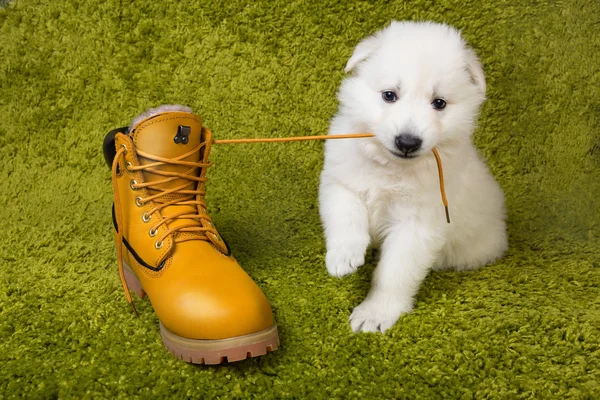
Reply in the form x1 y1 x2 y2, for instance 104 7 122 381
345 34 382 73
465 48 486 96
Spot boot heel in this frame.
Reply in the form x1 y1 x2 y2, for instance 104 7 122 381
123 263 146 298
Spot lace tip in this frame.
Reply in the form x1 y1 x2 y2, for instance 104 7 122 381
445 206 451 224
130 301 139 317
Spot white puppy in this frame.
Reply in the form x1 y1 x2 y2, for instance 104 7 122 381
319 21 507 333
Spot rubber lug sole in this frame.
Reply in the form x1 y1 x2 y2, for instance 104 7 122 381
161 322 279 365
122 260 279 364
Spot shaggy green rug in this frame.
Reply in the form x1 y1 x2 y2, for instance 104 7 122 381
1 0 599 398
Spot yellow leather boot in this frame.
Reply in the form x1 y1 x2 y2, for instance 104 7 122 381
103 106 279 364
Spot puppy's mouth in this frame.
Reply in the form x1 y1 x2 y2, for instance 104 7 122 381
389 150 420 159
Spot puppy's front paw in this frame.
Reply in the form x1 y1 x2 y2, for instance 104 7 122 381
326 244 366 278
349 298 412 333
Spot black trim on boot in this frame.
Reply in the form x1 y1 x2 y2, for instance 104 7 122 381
112 204 166 272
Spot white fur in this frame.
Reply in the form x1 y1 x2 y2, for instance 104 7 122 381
130 104 192 128
319 21 507 333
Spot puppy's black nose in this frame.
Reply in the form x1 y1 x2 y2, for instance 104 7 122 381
395 134 422 154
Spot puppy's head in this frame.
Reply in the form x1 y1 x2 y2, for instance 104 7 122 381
339 21 486 162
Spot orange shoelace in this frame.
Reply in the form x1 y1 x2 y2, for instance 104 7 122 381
112 132 449 313
213 133 450 223
111 141 219 314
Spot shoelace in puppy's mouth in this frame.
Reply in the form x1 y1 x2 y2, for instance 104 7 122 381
213 133 450 224
111 141 219 314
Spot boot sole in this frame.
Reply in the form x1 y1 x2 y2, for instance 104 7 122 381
122 260 280 364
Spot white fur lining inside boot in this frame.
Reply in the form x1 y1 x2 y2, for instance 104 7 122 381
130 104 193 129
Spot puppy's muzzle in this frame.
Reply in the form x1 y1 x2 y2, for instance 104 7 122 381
394 134 422 156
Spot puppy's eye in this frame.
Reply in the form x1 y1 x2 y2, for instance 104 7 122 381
432 98 447 110
382 91 398 103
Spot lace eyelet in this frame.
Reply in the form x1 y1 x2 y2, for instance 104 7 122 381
135 196 144 207
130 179 139 190
126 162 133 172
208 232 221 242
115 164 124 176
142 213 151 223
149 228 157 237
155 240 163 249
121 144 128 154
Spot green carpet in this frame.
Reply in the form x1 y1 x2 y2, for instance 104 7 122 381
1 0 599 398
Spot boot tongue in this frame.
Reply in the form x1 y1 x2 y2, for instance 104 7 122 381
130 111 205 202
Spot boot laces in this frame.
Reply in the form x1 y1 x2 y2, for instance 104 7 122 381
111 139 217 314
